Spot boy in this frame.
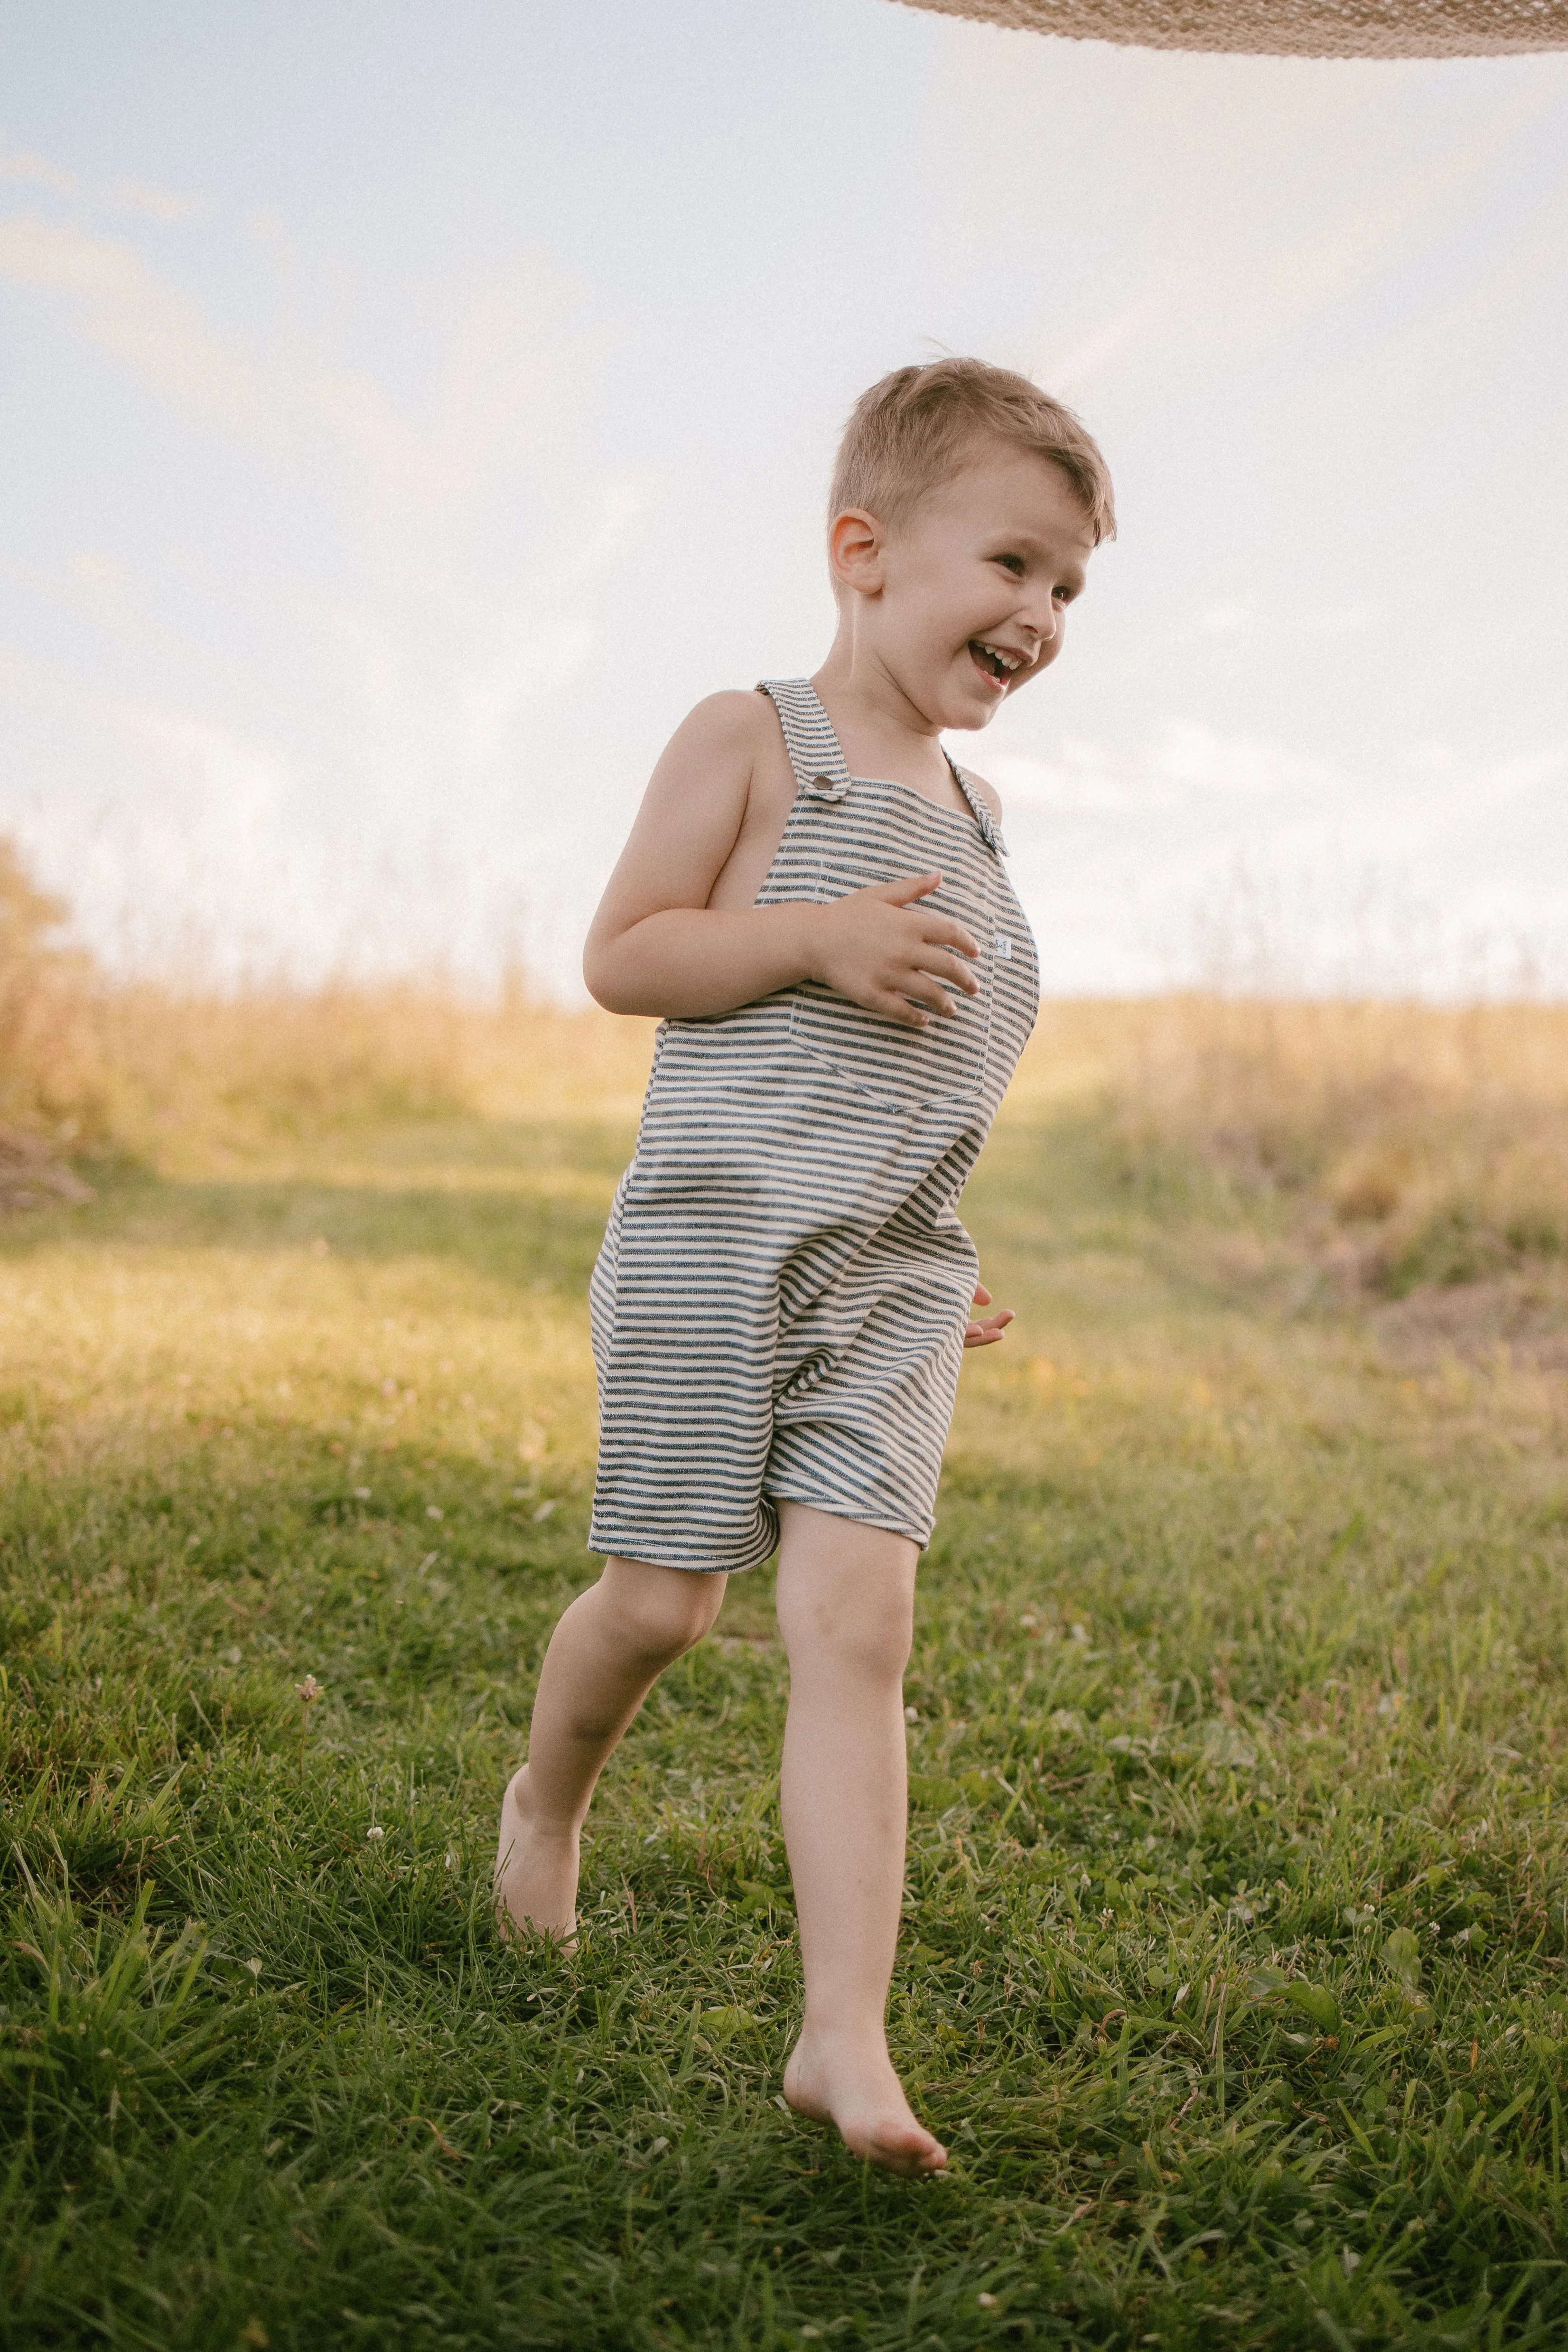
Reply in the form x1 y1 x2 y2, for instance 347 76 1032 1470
495 359 1114 2176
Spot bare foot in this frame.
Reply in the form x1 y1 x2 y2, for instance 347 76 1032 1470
493 1766 579 1946
783 2028 947 2176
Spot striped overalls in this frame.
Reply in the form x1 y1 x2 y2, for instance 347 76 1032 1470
588 677 1040 1572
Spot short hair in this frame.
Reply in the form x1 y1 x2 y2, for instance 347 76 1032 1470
829 358 1116 544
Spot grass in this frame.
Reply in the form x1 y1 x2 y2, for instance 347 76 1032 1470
4 1007 1568 2350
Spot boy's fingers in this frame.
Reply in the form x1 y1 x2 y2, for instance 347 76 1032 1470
873 870 943 908
871 989 934 1028
915 912 980 958
917 950 979 994
972 1283 993 1307
899 974 960 1018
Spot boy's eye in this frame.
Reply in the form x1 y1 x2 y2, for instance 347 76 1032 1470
994 553 1025 576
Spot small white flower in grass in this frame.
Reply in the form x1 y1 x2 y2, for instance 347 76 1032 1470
979 2292 999 2308
295 1675 323 1705
367 1826 385 1840
353 1486 371 1501
427 1505 444 1520
244 1958 262 1978
649 2136 670 2155
444 1851 457 1871
905 1705 919 1722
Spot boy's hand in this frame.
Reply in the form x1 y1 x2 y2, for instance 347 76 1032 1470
963 1283 1014 1349
812 872 980 1028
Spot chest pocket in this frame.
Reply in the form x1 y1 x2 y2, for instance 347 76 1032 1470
788 849 998 1110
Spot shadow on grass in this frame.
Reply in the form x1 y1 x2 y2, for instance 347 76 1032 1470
0 1117 639 1296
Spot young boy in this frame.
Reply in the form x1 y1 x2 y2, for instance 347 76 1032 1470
495 359 1114 2176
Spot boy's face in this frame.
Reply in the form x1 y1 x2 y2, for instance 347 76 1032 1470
846 446 1097 734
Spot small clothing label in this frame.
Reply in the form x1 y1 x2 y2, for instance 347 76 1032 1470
994 934 1013 960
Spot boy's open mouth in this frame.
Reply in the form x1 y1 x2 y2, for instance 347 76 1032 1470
968 638 1024 689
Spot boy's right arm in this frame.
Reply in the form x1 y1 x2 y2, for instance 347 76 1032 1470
583 693 981 1027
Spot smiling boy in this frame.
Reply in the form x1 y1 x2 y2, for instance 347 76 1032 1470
495 360 1114 2175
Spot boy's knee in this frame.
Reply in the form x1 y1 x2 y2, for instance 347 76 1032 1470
849 1598 915 1680
604 1558 725 1661
787 1584 913 1681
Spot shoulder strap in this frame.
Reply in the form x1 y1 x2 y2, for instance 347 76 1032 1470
944 755 1008 857
757 679 1007 849
756 679 850 804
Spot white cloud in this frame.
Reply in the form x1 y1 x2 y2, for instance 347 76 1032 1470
0 206 657 982
0 142 77 196
993 719 1568 997
0 215 271 434
989 720 1331 813
0 137 197 221
937 37 1562 403
1045 298 1159 393
109 177 199 224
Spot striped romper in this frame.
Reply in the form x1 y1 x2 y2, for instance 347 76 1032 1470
587 677 1040 1574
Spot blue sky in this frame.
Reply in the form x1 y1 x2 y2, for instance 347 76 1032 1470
2 0 1566 993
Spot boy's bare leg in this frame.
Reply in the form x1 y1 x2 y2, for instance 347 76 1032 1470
775 1501 947 2177
495 1555 728 1942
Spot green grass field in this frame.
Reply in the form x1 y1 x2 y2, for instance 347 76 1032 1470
5 1055 1568 2350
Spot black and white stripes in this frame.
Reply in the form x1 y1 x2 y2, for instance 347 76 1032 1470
587 678 1040 1572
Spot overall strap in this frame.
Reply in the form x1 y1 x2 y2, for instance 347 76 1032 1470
758 675 1008 852
756 679 851 804
944 755 1009 858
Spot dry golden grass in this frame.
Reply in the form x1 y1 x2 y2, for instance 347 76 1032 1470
1096 994 1568 1290
3 835 1566 1290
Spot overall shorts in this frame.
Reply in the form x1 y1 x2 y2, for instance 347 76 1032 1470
588 677 1040 1573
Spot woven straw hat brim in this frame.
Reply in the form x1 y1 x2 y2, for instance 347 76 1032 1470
887 0 1568 58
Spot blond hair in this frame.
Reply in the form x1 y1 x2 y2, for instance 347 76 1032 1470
829 358 1116 543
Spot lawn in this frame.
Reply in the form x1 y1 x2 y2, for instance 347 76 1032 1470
4 1020 1568 2350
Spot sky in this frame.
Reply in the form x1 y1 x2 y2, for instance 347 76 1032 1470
2 0 1566 998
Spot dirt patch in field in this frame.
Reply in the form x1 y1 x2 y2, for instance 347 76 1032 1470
0 1125 93 1214
1372 1274 1568 1371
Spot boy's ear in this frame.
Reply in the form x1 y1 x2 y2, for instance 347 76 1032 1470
828 506 887 598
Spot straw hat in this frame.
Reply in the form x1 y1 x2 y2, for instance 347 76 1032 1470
887 0 1568 57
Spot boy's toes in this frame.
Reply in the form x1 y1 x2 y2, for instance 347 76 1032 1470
854 2120 948 2176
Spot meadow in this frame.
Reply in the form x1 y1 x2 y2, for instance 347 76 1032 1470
5 878 1568 2348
